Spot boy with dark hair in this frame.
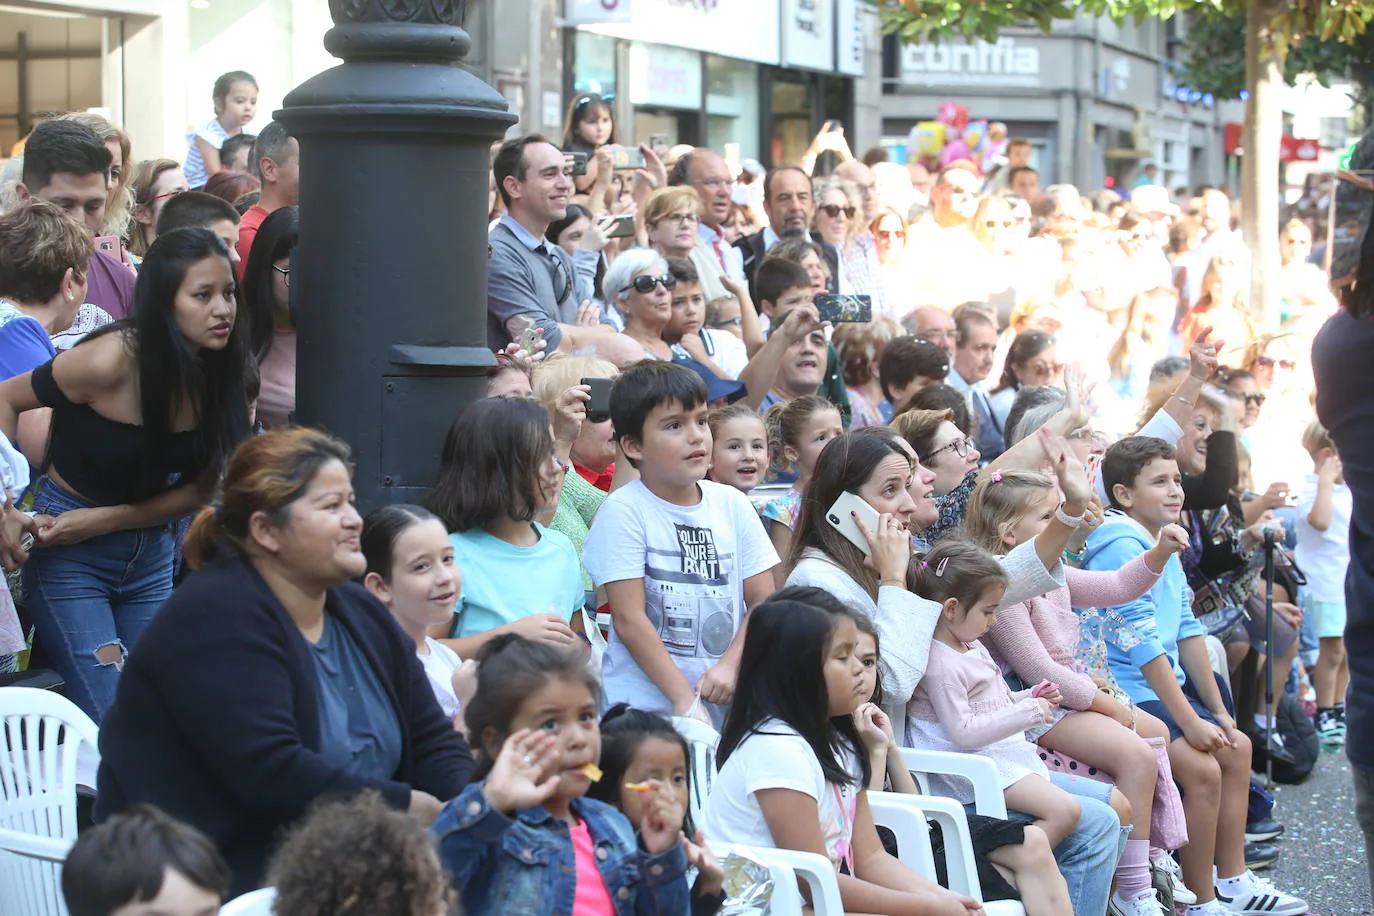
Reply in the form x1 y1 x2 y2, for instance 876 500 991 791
583 360 778 718
156 191 242 264
879 335 950 407
62 804 229 916
1084 437 1307 916
15 119 134 320
218 133 257 174
751 257 829 413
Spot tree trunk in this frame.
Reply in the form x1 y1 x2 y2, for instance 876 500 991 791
1241 0 1284 334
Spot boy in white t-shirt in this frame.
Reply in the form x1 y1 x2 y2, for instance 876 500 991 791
1295 421 1352 746
583 361 779 716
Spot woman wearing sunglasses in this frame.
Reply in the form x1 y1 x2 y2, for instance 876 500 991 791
602 248 676 361
811 180 877 302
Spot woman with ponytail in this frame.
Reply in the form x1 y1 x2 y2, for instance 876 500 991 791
95 428 474 897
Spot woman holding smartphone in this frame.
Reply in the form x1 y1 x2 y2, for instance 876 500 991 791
783 428 1086 722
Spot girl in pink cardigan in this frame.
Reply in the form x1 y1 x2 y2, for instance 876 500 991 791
964 470 1189 915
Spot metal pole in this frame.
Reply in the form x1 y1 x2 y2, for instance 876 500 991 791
277 0 516 511
1263 527 1277 789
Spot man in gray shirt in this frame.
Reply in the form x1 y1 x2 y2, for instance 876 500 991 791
488 135 613 352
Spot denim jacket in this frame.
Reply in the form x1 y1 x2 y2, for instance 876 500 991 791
433 781 690 916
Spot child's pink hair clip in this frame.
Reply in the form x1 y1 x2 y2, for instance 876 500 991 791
989 471 1003 483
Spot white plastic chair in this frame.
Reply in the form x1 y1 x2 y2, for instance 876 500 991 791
900 747 1007 817
710 842 844 914
869 791 1026 916
218 887 276 915
0 687 101 916
670 715 719 829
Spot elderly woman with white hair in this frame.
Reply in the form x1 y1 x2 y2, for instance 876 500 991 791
602 247 675 361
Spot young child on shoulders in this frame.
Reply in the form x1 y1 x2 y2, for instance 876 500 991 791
1295 421 1351 746
184 71 257 188
588 705 726 916
906 540 1086 853
362 504 477 730
426 397 585 659
761 395 844 579
707 403 770 496
62 804 229 916
268 791 454 916
432 635 690 915
702 586 983 916
1083 437 1307 916
963 469 1190 916
583 361 779 719
853 617 1073 916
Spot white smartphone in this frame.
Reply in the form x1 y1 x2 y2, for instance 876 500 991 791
825 491 882 558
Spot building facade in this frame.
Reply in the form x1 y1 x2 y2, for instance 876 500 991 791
872 13 1243 192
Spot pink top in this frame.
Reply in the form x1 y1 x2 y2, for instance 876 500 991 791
982 554 1160 710
570 819 615 916
256 328 296 430
907 639 1047 798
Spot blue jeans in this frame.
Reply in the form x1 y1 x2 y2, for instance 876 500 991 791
1003 771 1122 915
23 478 173 722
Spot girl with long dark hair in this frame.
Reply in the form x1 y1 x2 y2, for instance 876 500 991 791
0 227 250 720
240 205 298 428
703 586 983 916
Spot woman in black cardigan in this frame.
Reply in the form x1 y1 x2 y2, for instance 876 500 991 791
95 428 473 896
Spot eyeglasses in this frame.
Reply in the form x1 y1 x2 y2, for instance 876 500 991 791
709 317 741 328
984 219 1014 229
272 264 291 287
1256 357 1295 371
539 247 572 302
663 212 699 224
818 204 856 219
921 436 976 464
151 188 186 203
1237 392 1267 406
587 410 611 424
690 178 734 191
874 229 905 239
620 273 677 294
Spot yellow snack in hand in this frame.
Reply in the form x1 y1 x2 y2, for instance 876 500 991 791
580 762 603 782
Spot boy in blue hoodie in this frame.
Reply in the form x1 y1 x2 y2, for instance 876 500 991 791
1084 437 1306 916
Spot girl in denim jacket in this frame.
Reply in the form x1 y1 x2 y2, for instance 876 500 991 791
433 635 690 915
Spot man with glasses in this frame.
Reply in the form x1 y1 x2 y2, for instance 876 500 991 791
488 134 612 353
667 148 745 298
15 120 135 320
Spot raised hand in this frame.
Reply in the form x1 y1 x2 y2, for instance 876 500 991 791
854 510 912 583
853 702 890 754
637 779 686 855
682 830 724 897
1189 327 1222 381
1040 427 1089 515
552 385 590 448
482 729 562 813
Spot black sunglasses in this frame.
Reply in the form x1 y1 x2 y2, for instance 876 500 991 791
620 274 676 294
587 409 611 424
818 203 856 219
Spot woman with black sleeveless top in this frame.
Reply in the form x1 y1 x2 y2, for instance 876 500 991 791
0 227 249 721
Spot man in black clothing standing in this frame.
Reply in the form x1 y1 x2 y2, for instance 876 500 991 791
1311 127 1374 897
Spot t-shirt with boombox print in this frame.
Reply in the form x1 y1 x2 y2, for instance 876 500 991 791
583 480 779 713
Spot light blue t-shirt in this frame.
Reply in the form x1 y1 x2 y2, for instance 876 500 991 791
1081 511 1200 705
449 523 584 639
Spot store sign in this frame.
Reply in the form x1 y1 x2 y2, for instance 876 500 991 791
835 0 867 77
900 37 1041 88
564 0 632 25
581 0 781 66
782 0 834 71
1280 135 1320 162
628 43 703 110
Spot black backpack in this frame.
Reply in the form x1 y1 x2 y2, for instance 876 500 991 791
1250 691 1319 784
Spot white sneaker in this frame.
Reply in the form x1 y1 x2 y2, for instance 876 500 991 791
1152 851 1198 906
1109 889 1168 916
1184 903 1228 916
1214 871 1308 916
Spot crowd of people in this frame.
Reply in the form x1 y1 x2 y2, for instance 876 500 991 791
0 73 1368 916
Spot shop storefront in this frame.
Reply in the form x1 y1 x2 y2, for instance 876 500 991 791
565 0 868 166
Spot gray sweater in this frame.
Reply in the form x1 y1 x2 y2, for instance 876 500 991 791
785 539 1065 741
486 218 598 351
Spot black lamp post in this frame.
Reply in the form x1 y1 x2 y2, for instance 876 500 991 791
277 0 516 510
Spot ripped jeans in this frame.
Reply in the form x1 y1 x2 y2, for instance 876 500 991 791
23 477 173 722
